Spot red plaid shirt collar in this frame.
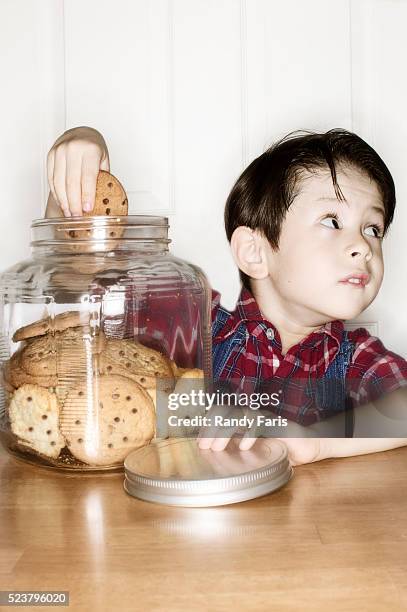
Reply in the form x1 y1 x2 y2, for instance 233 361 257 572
212 287 345 350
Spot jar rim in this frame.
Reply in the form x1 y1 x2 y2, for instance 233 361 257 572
30 215 171 253
31 215 169 228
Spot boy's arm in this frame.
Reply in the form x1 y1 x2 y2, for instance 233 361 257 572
284 385 407 464
318 437 407 460
45 126 110 218
202 386 407 464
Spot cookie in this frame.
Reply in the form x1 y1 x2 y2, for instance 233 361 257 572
8 384 65 459
55 325 106 354
177 368 204 380
145 386 156 409
5 350 57 389
20 327 105 378
54 328 106 408
102 339 175 391
97 352 156 391
169 359 179 378
173 368 205 395
12 311 91 343
20 335 57 377
1 361 16 393
83 170 128 217
60 374 155 466
172 368 206 432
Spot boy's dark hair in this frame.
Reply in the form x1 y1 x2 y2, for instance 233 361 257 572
224 129 396 292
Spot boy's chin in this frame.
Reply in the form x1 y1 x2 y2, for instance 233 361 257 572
327 304 366 322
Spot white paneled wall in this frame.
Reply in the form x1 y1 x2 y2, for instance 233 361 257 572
1 0 407 355
0 0 64 266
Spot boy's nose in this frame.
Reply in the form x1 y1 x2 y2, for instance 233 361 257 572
347 236 373 261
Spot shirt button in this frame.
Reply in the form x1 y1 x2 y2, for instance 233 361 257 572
266 328 274 340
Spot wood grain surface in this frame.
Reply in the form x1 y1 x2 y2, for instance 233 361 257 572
0 445 406 611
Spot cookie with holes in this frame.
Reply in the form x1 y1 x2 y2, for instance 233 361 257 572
97 351 156 392
55 325 106 354
101 339 175 392
8 384 65 459
60 374 155 466
12 310 91 343
83 170 128 217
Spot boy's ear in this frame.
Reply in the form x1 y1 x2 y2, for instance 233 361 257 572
230 226 269 280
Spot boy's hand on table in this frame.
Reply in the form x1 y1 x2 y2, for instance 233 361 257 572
45 126 110 218
197 434 257 452
196 403 258 452
197 404 324 465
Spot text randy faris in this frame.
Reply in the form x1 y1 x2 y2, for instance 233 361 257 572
168 414 288 429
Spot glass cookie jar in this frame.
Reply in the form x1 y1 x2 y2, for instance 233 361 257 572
0 216 212 471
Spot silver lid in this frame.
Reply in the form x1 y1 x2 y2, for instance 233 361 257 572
124 437 293 507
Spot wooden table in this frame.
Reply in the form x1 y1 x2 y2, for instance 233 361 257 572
0 446 406 611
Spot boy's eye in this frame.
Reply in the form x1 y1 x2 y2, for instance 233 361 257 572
320 214 341 230
364 225 383 239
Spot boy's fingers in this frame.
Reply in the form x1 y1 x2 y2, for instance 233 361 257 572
238 436 257 451
238 409 258 451
53 146 70 217
80 154 100 213
99 153 110 172
210 437 231 452
197 436 215 450
66 157 83 217
46 150 59 205
197 436 232 451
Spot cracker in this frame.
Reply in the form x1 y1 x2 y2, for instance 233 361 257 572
97 352 156 391
8 384 65 459
145 386 156 409
60 374 155 466
83 170 128 217
12 311 90 343
57 171 127 251
102 339 175 391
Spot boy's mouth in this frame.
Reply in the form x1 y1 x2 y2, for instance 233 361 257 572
339 272 370 287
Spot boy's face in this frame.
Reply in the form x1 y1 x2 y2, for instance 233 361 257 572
264 165 385 324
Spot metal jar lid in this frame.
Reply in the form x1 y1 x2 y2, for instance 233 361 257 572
124 437 293 507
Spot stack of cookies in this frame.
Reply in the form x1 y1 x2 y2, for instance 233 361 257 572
1 310 203 468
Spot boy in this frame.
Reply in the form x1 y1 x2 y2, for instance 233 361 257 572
45 126 407 465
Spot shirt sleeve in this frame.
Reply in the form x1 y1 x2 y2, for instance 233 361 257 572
347 332 407 406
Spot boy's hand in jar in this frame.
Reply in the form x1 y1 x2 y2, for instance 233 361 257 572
45 126 110 218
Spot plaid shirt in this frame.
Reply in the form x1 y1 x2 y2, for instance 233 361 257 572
103 284 407 425
211 287 407 425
